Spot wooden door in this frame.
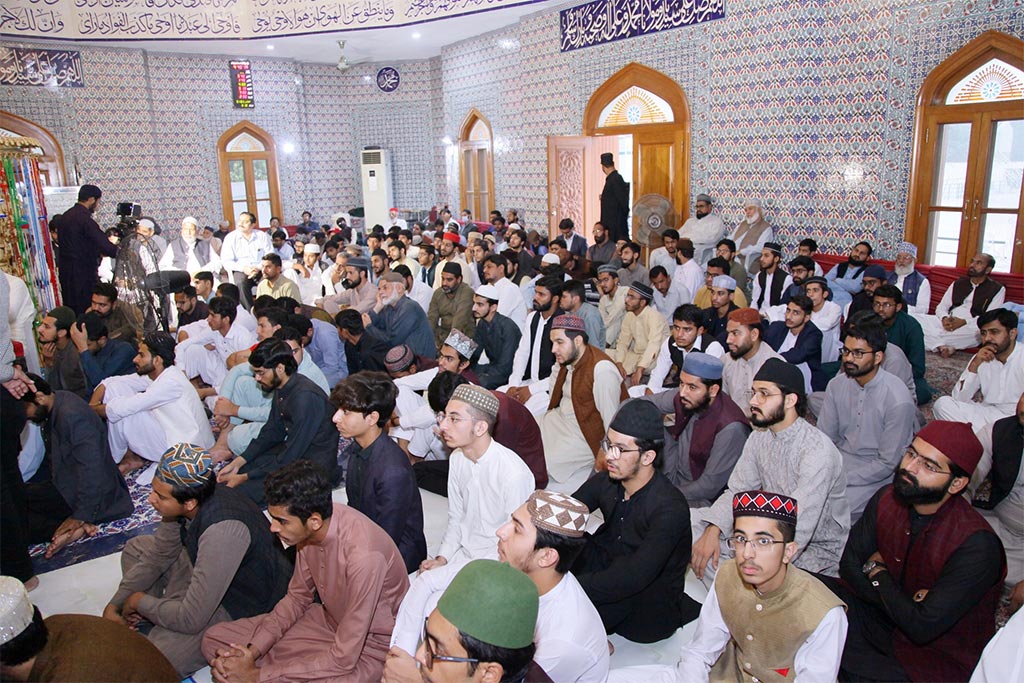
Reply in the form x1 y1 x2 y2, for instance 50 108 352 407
633 127 685 251
547 136 625 240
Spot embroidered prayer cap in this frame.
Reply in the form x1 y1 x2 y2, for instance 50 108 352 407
763 242 783 255
181 216 199 228
46 306 76 331
347 255 370 271
682 352 723 381
437 560 538 649
727 307 762 326
896 241 918 259
914 420 984 475
467 231 482 244
384 344 415 373
597 264 619 275
450 384 499 418
442 231 461 244
599 152 614 166
294 233 311 244
475 284 499 302
155 443 213 489
629 282 654 302
304 243 321 254
803 276 829 291
711 275 737 291
444 329 478 360
696 193 713 204
483 234 496 245
541 253 560 265
609 399 664 441
752 358 806 397
0 576 33 645
863 264 887 280
527 490 589 538
733 490 798 526
442 262 463 277
744 198 763 210
380 272 405 285
550 314 586 332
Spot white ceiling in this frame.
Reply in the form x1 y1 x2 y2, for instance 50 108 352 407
66 0 568 65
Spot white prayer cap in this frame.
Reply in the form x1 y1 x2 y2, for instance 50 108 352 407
475 284 500 301
305 243 321 254
541 253 560 265
181 216 199 228
138 218 155 230
0 577 33 645
744 198 762 209
712 275 737 291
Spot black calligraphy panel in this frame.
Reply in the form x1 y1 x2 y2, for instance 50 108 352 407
0 46 84 87
559 0 725 52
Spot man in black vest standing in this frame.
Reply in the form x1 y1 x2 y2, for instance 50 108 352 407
55 184 119 316
599 152 630 243
912 252 1006 356
103 443 291 677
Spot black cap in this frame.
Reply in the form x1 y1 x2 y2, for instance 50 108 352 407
609 399 664 441
600 152 614 167
752 358 805 397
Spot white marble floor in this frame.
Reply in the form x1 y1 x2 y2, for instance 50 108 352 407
30 486 704 682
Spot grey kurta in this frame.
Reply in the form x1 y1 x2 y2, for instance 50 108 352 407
699 418 851 576
643 389 751 507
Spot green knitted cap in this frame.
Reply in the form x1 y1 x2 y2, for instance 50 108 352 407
436 560 538 649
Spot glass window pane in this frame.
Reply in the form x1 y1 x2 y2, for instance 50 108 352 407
928 211 963 267
252 160 270 200
256 201 273 229
980 213 1017 272
477 150 488 192
233 201 249 219
463 150 474 191
229 160 247 201
931 123 972 206
985 120 1024 210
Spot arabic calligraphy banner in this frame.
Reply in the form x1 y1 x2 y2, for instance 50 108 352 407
0 46 84 86
0 0 547 40
559 0 725 52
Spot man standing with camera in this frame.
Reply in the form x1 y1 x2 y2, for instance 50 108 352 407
55 185 119 316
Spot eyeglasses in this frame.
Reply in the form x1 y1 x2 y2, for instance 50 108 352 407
873 301 896 310
600 438 641 459
839 347 874 360
903 449 951 474
422 618 479 671
726 535 787 553
436 412 468 425
749 388 783 403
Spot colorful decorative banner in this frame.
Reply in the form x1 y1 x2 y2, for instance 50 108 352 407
0 46 84 87
559 0 725 52
0 0 549 40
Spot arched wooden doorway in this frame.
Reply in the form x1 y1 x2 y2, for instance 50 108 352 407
0 111 67 186
906 31 1023 272
548 63 690 241
216 121 282 229
458 109 495 222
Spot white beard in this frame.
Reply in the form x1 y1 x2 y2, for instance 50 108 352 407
745 214 760 225
894 263 914 277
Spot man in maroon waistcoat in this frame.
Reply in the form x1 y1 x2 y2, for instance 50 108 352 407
833 420 1006 682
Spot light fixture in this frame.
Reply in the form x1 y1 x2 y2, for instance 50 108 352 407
266 44 274 50
441 136 453 145
282 142 296 154
363 75 373 83
412 32 421 39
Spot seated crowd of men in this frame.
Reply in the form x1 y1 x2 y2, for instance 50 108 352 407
0 190 1021 683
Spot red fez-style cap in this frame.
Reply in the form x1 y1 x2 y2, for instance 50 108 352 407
914 420 984 476
443 232 461 244
728 307 762 326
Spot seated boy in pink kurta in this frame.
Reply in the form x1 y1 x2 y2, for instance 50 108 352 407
202 461 409 683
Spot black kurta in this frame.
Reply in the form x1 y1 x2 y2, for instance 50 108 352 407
55 203 119 315
572 470 700 642
600 170 631 243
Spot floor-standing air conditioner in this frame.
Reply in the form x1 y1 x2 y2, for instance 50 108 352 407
360 147 393 231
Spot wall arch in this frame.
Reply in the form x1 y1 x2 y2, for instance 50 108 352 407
217 121 282 229
0 110 67 186
458 108 495 221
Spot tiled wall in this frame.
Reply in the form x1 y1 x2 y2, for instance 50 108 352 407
2 0 1022 255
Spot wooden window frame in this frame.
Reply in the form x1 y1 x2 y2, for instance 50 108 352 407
216 121 283 229
458 109 495 222
0 110 67 187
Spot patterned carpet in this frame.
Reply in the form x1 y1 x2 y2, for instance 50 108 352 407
29 351 975 574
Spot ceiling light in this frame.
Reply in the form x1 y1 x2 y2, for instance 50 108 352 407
266 44 274 50
282 142 296 154
412 32 421 39
363 75 373 82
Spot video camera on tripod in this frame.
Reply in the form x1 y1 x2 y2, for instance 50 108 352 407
112 201 143 239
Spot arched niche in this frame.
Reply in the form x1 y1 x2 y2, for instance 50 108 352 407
0 111 67 186
458 108 495 222
217 121 282 229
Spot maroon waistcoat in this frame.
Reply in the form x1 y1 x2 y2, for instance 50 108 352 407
875 487 1005 682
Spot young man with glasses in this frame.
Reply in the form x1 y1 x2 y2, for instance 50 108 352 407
692 358 850 585
832 420 1006 683
385 559 544 683
672 490 847 682
818 316 917 522
203 460 410 683
420 384 535 573
870 284 933 405
571 399 701 643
